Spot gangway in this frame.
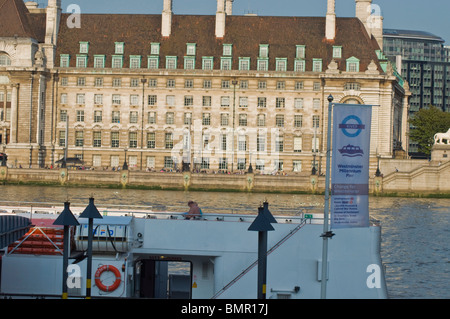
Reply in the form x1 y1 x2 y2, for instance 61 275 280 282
211 218 307 299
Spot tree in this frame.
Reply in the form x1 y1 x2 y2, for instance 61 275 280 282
408 106 450 156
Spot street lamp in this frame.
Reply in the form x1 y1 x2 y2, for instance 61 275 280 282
123 147 128 170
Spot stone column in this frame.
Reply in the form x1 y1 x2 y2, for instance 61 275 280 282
9 83 19 144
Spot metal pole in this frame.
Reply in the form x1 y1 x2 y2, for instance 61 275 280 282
320 94 333 299
86 217 93 299
62 224 69 299
232 80 237 172
257 230 268 299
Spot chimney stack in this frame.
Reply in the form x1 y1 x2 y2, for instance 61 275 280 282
162 0 173 37
225 0 233 15
355 0 384 48
325 0 336 40
216 0 226 38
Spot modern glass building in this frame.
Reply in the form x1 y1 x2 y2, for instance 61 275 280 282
383 28 450 156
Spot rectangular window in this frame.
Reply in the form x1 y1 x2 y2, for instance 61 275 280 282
239 96 248 108
257 114 266 127
111 131 120 148
112 55 123 68
167 79 176 88
294 136 302 152
202 57 214 70
275 135 284 152
76 55 87 68
95 77 103 87
115 42 124 54
76 94 85 105
239 114 247 126
258 81 267 89
223 44 232 56
94 94 103 105
296 45 305 59
294 59 305 72
257 135 266 152
150 43 160 55
312 59 322 72
239 57 250 71
184 57 195 70
130 95 139 106
276 114 284 127
220 113 229 126
220 96 230 108
184 112 192 125
166 56 177 69
130 111 138 124
94 110 102 123
294 114 303 128
238 135 247 151
257 97 267 108
75 131 84 147
112 111 120 123
60 55 70 68
148 56 159 69
313 115 320 128
257 59 268 71
202 113 211 126
313 98 321 109
112 78 122 87
184 95 194 106
164 156 174 168
276 58 287 71
186 43 196 56
333 46 342 58
148 95 157 106
94 55 105 68
59 131 66 147
276 97 285 108
203 96 212 107
293 160 302 172
221 57 232 70
112 94 121 105
166 95 175 106
294 98 304 109
77 77 85 86
93 131 102 147
129 132 138 148
148 111 156 124
60 110 67 122
130 56 141 68
259 44 269 58
203 80 212 89
185 79 194 88
219 158 228 170
165 133 174 149
166 112 174 124
147 132 156 149
60 93 68 104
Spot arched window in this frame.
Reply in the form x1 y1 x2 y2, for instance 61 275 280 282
0 53 11 66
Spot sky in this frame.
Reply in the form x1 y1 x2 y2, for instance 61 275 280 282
53 0 450 44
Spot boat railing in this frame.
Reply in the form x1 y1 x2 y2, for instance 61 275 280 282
0 200 326 225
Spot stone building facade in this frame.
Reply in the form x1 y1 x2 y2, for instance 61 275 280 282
0 0 410 174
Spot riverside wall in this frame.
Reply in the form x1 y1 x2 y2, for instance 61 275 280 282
1 158 449 196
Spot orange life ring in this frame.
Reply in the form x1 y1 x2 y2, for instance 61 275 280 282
94 265 121 292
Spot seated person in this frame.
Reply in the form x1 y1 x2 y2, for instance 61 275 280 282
183 200 202 220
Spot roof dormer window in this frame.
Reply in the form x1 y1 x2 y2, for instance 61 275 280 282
186 43 196 56
115 42 124 54
79 42 89 54
333 46 342 59
223 44 232 56
259 44 269 58
150 43 160 55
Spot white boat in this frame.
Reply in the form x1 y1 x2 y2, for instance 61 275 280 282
0 201 387 299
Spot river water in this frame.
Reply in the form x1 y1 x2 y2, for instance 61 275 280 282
0 185 448 299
